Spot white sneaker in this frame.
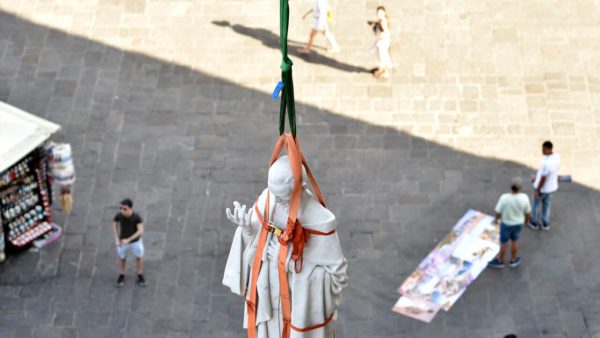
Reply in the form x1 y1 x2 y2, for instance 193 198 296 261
528 220 540 230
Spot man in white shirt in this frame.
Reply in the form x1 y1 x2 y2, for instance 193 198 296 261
529 141 560 231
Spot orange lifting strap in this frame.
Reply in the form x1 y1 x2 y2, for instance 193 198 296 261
246 133 335 338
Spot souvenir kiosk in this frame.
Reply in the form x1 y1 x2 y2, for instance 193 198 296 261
0 101 60 263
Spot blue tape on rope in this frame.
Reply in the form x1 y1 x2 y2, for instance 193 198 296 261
272 81 284 100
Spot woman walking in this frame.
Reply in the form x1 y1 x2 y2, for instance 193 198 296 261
299 0 341 54
368 6 392 78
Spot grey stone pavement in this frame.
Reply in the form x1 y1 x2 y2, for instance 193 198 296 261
1 3 600 338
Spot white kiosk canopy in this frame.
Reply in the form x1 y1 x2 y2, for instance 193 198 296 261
0 101 60 173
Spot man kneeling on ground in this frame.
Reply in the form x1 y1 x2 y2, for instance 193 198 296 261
488 178 531 269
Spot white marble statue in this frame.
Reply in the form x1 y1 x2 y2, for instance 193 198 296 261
223 155 348 338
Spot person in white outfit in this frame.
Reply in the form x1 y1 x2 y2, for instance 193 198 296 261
368 6 392 78
299 0 341 54
529 141 560 231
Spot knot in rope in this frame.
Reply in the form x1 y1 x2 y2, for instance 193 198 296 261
281 58 293 72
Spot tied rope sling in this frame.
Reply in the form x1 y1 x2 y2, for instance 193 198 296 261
245 1 336 337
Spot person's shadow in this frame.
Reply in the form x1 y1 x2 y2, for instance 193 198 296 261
213 20 370 74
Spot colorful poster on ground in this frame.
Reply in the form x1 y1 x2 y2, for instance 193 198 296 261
391 296 440 323
452 235 498 263
393 209 499 322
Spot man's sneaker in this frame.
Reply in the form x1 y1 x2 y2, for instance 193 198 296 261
116 274 125 287
488 258 505 269
136 274 147 287
541 223 550 231
528 220 540 230
508 257 522 268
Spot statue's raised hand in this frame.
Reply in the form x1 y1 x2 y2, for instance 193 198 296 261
226 201 254 236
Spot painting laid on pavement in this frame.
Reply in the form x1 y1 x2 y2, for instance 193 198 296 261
391 296 440 323
394 210 499 321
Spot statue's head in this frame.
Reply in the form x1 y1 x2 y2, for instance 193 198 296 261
268 155 306 203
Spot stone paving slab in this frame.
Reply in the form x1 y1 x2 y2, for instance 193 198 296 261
1 0 598 187
0 2 599 338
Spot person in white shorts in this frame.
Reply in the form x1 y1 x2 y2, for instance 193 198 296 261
112 198 146 287
299 0 341 54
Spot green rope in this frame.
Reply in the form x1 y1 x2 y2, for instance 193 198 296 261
278 0 296 137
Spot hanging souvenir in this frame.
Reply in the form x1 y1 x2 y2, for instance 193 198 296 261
47 142 75 215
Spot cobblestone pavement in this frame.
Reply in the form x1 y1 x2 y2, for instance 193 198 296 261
1 1 600 338
1 0 599 187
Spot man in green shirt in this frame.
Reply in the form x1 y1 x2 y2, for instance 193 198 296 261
488 178 531 268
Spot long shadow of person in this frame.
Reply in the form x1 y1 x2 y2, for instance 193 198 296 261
213 20 370 74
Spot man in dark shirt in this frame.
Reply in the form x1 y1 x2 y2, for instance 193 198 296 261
112 198 146 287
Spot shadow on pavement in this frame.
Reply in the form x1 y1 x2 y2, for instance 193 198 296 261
0 10 598 338
212 20 371 74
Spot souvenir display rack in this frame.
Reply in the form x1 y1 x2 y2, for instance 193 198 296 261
0 146 52 248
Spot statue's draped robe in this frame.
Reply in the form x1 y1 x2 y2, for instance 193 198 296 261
223 189 348 338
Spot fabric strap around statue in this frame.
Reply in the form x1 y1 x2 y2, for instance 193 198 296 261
268 133 329 275
291 312 335 333
246 134 336 338
246 194 270 338
269 134 327 208
250 193 336 338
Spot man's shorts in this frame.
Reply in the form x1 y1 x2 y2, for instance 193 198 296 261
500 223 523 244
117 240 144 259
